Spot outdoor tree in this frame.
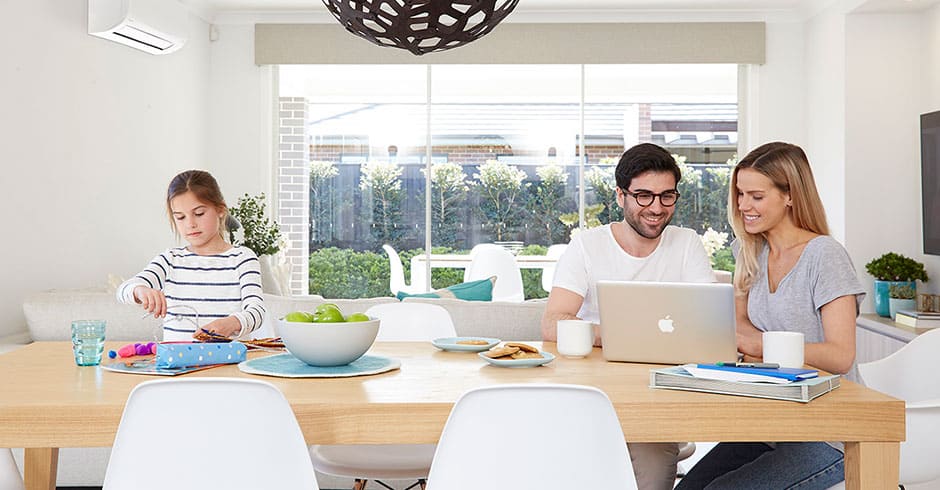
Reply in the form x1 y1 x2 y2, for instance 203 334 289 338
359 161 405 246
421 162 469 248
309 160 339 245
473 160 529 241
585 164 623 225
526 163 572 245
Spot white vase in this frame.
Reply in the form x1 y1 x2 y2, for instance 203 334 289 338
259 252 292 296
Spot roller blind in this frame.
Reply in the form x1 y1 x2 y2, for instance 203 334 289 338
255 22 765 65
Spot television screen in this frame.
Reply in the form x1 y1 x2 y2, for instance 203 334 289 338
922 110 940 255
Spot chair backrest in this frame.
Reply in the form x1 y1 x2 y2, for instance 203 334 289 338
858 328 940 485
426 384 637 490
464 246 524 302
383 244 409 295
367 303 457 341
540 243 568 293
0 448 23 490
858 328 940 401
463 244 503 282
103 378 319 490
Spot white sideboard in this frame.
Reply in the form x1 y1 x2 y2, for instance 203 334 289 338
856 313 933 365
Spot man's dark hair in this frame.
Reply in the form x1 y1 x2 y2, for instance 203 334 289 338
614 143 681 191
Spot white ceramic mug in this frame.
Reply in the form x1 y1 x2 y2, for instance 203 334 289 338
557 319 594 358
762 331 805 368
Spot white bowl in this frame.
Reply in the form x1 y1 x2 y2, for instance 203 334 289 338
277 317 380 367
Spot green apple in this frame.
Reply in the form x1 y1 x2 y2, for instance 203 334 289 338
345 312 370 322
313 303 345 323
284 311 315 322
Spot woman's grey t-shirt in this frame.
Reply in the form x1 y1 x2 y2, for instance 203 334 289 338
745 235 866 343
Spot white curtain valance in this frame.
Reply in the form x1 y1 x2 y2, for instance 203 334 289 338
255 22 765 65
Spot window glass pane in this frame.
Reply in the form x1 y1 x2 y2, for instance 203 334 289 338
276 64 737 299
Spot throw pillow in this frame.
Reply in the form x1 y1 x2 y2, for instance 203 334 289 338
396 276 496 302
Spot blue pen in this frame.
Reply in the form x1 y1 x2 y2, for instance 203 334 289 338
717 362 780 369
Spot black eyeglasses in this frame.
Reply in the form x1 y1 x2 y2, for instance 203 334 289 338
621 189 681 207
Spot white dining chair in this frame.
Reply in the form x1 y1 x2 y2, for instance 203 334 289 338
464 245 524 302
540 243 568 293
0 448 23 490
309 303 458 490
384 244 427 296
426 384 638 490
858 328 940 488
102 378 319 490
462 243 503 282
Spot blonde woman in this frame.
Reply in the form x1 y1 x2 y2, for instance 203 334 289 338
676 142 865 489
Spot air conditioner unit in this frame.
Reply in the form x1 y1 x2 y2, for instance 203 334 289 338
88 0 187 55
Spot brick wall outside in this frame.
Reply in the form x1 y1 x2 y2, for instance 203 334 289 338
277 97 309 295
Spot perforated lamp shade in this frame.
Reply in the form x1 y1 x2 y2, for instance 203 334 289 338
322 0 519 56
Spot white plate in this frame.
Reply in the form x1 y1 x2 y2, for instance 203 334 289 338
478 351 555 368
432 337 501 352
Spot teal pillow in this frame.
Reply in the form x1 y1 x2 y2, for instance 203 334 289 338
396 276 495 302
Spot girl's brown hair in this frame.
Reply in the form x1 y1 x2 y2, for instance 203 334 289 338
166 170 227 238
729 142 829 293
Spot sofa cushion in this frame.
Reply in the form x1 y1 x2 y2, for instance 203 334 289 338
395 277 495 302
401 297 546 341
23 289 163 342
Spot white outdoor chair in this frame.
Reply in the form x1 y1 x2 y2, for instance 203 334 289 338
0 449 23 490
310 303 458 490
464 246 524 302
462 243 503 282
858 328 940 488
426 384 638 490
540 243 568 293
384 244 426 296
103 378 319 490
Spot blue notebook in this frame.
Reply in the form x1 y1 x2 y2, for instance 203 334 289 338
695 364 818 381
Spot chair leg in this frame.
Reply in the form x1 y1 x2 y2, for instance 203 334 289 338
353 479 368 490
373 480 395 490
403 479 426 490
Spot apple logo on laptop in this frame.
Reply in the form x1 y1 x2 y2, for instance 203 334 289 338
657 315 675 333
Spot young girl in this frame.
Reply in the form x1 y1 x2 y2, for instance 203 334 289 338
676 142 865 489
117 170 266 341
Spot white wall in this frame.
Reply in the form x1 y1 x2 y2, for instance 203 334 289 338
845 12 928 304
748 21 806 148
0 1 210 338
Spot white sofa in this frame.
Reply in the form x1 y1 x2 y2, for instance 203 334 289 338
9 288 546 488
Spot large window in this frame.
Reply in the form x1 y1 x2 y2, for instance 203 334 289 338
277 64 738 298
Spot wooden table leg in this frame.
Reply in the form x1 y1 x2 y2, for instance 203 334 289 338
24 448 58 490
844 442 898 490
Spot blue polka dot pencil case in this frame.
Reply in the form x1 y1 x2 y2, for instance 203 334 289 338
155 342 247 369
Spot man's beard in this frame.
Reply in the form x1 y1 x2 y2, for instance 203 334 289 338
623 210 672 240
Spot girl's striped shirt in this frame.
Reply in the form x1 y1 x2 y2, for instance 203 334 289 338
117 246 265 341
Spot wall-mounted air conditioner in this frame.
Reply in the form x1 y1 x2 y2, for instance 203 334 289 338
88 0 188 55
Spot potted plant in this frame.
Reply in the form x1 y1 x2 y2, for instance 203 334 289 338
228 193 290 295
865 252 928 318
887 283 916 321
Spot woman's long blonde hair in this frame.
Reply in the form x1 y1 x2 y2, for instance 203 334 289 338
729 142 829 293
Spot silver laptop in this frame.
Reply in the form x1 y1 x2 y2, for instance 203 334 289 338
597 280 737 365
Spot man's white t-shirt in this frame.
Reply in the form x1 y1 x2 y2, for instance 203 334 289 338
552 224 715 323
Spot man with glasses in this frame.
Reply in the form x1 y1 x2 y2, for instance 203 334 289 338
541 142 714 490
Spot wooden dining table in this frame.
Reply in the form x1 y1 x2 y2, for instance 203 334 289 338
0 341 903 490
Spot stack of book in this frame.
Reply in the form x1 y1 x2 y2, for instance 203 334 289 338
894 309 940 329
650 364 840 403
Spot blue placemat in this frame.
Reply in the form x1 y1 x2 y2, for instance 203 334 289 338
238 353 400 378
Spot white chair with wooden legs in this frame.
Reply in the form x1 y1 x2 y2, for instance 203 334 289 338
309 303 458 490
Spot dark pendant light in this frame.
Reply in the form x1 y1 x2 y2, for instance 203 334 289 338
322 0 519 56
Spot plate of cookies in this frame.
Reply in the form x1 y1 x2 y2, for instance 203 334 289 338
432 336 501 352
478 342 555 368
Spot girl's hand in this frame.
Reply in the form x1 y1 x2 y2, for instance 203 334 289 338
197 317 241 339
134 286 166 318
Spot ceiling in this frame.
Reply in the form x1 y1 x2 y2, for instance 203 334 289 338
180 0 940 23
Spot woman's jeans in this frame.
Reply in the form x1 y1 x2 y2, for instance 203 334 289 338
675 442 844 490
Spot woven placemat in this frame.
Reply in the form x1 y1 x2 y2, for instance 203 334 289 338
238 353 400 378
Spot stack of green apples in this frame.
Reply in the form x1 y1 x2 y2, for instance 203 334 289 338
283 303 370 323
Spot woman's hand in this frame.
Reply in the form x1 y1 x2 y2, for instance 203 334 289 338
197 317 242 339
133 286 166 318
